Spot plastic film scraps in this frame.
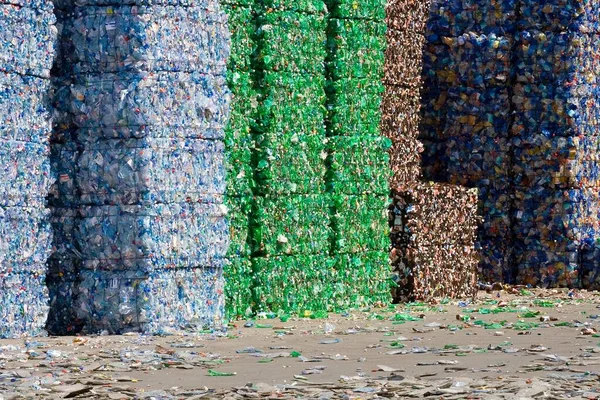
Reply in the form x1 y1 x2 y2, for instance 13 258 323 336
327 18 386 80
325 0 386 21
250 194 331 256
518 0 600 32
66 72 230 141
258 0 327 14
73 203 229 271
222 4 254 71
0 5 56 78
331 194 389 254
75 266 225 334
383 29 424 88
385 0 431 33
257 72 326 137
327 77 384 137
75 138 225 206
426 0 517 38
57 6 229 75
256 11 327 74
326 136 391 195
254 133 326 195
0 271 49 338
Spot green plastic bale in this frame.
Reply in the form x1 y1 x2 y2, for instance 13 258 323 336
256 11 327 74
258 0 326 14
255 133 326 195
252 255 336 313
325 0 386 20
326 136 391 195
225 196 252 258
222 0 255 6
327 18 386 80
327 78 384 137
251 194 331 256
225 145 255 197
223 4 255 71
227 71 258 126
333 251 392 308
225 257 254 320
256 72 326 137
331 194 389 253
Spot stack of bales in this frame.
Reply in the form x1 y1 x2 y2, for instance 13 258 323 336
221 0 256 319
512 1 600 287
421 0 516 283
325 0 391 308
0 0 56 337
384 0 479 302
49 0 231 334
250 0 334 313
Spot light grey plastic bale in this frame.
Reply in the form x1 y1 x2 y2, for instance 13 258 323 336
58 6 229 75
0 73 52 143
53 0 220 10
0 4 57 78
75 203 229 271
75 265 225 334
0 270 49 338
0 140 53 207
67 72 230 142
0 207 52 273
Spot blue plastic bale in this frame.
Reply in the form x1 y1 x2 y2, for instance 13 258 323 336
518 0 600 32
75 265 225 334
0 4 56 78
53 0 221 10
57 6 229 75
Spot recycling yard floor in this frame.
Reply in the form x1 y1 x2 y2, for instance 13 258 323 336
2 289 600 399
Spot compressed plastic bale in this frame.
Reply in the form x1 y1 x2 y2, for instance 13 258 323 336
332 252 391 309
477 237 513 284
511 110 599 141
325 0 386 20
58 6 229 75
75 203 229 271
442 86 511 140
66 72 230 142
222 4 254 71
512 187 600 247
254 133 326 195
418 89 449 141
326 136 391 195
514 31 600 86
0 140 52 207
511 82 598 115
422 34 512 89
227 72 258 131
225 196 252 258
478 187 512 238
224 257 253 319
380 85 421 140
250 194 331 256
74 138 225 206
0 207 52 273
75 266 225 334
425 0 517 38
0 73 53 143
389 183 479 248
327 18 386 80
331 194 389 254
392 244 478 301
0 271 49 338
0 5 56 78
46 271 81 335
383 29 424 88
253 255 336 314
1 0 53 10
385 0 431 33
518 0 600 32
513 246 581 288
327 78 384 137
388 136 423 190
53 0 224 9
256 72 326 137
256 11 326 74
47 207 78 275
258 0 326 14
225 145 254 197
580 243 600 289
512 135 600 190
